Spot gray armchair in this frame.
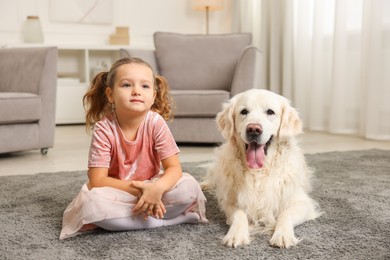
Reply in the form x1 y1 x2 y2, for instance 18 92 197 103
0 47 57 154
120 32 262 143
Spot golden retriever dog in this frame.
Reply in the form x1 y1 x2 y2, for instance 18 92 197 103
203 89 322 248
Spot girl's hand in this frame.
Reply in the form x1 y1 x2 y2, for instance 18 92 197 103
132 181 166 219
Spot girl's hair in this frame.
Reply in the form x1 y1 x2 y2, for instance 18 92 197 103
83 57 174 131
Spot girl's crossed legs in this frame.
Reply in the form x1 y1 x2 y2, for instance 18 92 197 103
94 176 201 231
94 203 199 231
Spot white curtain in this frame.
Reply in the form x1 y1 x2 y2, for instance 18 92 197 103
234 0 390 140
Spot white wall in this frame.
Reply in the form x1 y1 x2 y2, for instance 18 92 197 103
0 0 233 48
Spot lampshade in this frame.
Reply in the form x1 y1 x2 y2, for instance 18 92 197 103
191 0 224 11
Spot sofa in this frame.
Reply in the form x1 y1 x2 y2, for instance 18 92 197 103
120 32 262 143
0 47 57 154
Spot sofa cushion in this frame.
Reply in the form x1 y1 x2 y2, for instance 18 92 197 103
171 90 229 117
0 92 41 124
154 32 252 91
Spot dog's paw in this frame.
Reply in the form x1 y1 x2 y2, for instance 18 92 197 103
222 225 250 248
269 229 300 248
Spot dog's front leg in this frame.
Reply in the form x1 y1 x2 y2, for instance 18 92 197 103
270 201 311 248
223 208 250 247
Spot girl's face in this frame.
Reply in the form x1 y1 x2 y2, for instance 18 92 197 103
106 63 156 119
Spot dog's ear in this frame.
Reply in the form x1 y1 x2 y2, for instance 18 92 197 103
216 99 236 140
278 99 303 138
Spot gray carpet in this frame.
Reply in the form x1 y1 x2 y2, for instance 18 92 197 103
1 149 389 260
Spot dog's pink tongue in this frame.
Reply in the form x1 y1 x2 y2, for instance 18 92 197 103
246 143 266 169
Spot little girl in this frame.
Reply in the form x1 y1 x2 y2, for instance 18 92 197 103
60 57 207 239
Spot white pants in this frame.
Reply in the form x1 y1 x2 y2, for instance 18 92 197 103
60 173 207 239
94 202 199 231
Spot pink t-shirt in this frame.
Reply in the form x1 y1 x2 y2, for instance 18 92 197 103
88 111 179 181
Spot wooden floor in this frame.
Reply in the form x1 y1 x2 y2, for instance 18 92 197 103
1 125 389 176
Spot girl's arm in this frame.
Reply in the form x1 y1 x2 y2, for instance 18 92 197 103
154 153 183 192
87 167 142 197
132 153 182 218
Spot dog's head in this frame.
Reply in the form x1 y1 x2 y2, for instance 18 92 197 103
217 89 302 169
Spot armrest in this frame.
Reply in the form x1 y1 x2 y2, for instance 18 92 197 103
230 46 263 97
37 47 58 147
120 48 159 73
0 47 54 94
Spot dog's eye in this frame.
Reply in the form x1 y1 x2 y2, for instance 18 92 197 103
266 109 275 115
240 108 249 115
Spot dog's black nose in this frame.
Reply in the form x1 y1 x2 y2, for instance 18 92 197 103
246 124 262 138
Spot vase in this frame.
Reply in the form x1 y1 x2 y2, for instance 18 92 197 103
23 16 44 43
